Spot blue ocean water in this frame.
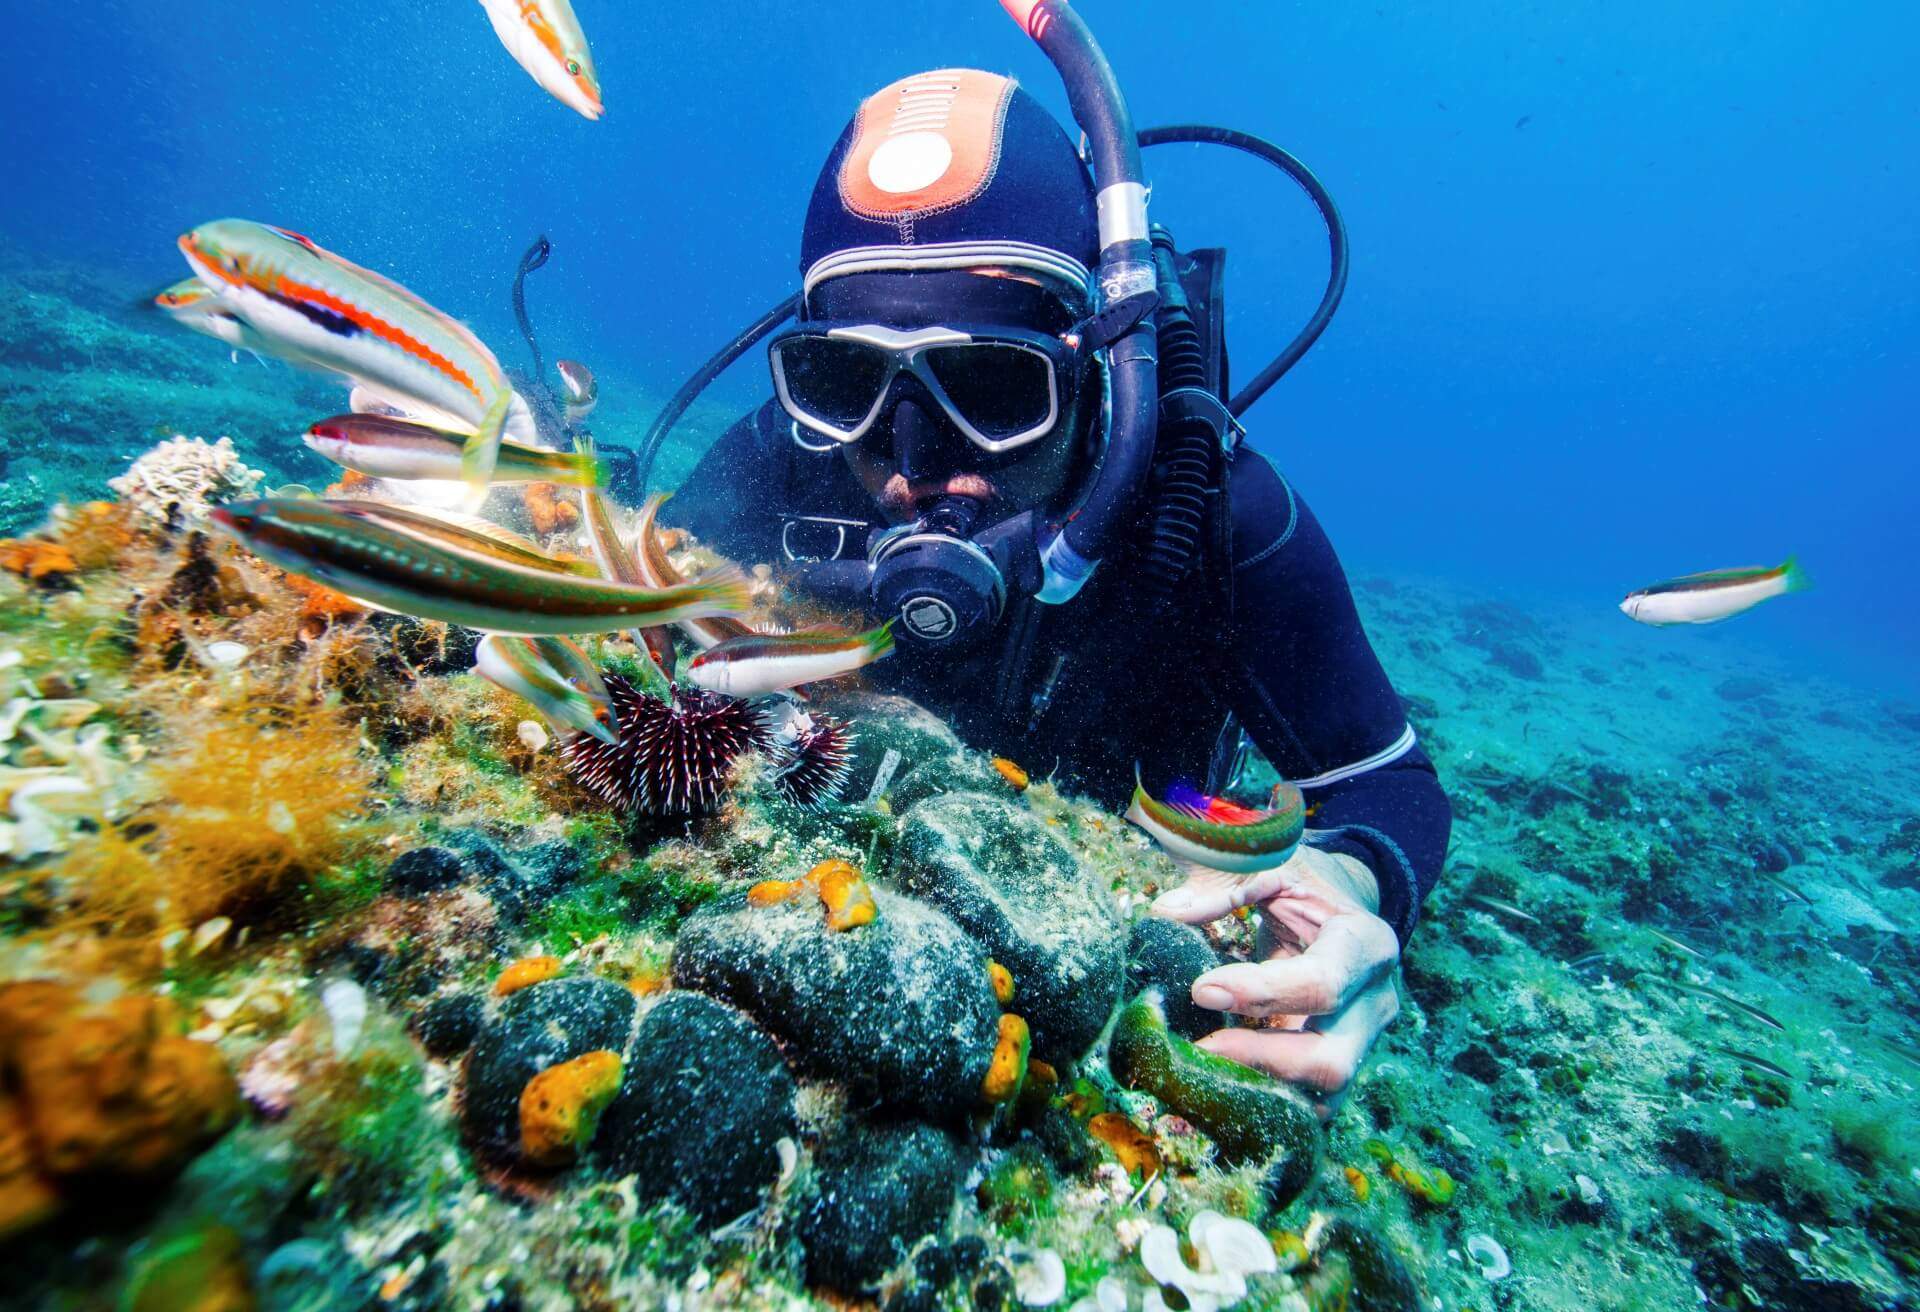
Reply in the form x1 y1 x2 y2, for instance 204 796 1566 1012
5 0 1916 693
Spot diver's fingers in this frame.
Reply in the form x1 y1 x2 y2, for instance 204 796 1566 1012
1191 912 1398 1020
1196 976 1399 1110
1149 863 1293 925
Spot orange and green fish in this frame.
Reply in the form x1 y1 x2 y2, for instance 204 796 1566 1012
322 500 599 577
305 413 604 488
211 498 748 636
1125 772 1306 876
178 219 529 490
478 0 602 120
1620 557 1809 626
685 621 895 697
475 634 614 744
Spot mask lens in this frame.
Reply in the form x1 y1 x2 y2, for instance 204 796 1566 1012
924 343 1054 442
774 337 890 430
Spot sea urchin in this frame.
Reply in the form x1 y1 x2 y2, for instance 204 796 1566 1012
563 673 768 815
771 711 856 810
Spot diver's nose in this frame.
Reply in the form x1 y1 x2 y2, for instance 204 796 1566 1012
889 392 970 483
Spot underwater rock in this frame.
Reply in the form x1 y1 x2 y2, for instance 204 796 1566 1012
119 1223 253 1312
1300 1216 1421 1312
460 976 636 1158
594 991 798 1225
1126 917 1229 1041
795 1119 968 1293
672 885 999 1121
411 993 486 1060
1108 991 1318 1208
107 435 263 528
383 845 466 896
0 981 241 1239
825 691 1002 810
890 792 1123 1064
1717 674 1774 702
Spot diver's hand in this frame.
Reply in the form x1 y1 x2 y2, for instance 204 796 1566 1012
1149 846 1400 1117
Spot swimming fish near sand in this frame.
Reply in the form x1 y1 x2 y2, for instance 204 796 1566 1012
211 498 748 636
305 414 604 488
684 621 895 697
478 0 602 120
1620 557 1809 626
1125 772 1306 876
178 219 529 491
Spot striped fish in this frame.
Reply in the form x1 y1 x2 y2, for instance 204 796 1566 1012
178 219 529 490
305 413 603 487
1125 772 1306 876
475 634 614 744
570 444 676 677
1620 557 1809 626
153 277 288 363
210 498 749 636
323 500 600 577
685 621 895 697
478 0 602 120
636 493 755 649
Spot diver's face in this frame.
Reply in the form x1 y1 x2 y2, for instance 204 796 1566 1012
806 271 1091 524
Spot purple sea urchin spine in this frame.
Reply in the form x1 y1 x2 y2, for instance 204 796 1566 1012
562 674 769 815
772 713 856 810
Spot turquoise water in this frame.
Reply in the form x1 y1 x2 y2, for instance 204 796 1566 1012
2 5 1918 1310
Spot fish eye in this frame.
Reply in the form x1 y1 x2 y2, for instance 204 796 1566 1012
566 60 582 76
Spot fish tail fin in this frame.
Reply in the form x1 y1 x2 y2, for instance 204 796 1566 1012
548 449 608 488
1782 554 1812 593
460 388 512 491
866 617 897 658
682 565 752 619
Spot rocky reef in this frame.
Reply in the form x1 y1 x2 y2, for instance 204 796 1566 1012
0 260 1917 1312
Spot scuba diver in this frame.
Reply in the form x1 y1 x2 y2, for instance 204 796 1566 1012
631 12 1451 1108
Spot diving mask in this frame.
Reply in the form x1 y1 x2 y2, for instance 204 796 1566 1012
769 322 1085 454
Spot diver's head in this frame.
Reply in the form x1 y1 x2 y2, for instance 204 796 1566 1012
779 70 1101 529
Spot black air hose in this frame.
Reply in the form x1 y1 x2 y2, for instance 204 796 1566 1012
1137 228 1220 608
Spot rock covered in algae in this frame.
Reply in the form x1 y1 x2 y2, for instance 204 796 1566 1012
1300 1215 1422 1312
460 977 636 1158
1127 917 1229 1041
824 691 1003 809
0 981 240 1239
594 991 798 1225
890 791 1123 1064
1109 990 1319 1207
794 1119 968 1293
672 886 998 1121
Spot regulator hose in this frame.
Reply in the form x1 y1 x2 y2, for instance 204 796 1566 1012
1137 227 1217 608
631 294 798 497
1138 124 1348 417
511 234 553 383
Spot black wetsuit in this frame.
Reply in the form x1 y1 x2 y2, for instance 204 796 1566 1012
671 400 1451 944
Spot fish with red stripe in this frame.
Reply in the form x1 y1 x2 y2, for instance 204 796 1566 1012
1126 771 1306 876
177 218 531 491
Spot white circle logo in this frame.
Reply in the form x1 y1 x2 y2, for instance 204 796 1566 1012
868 132 954 195
902 595 958 641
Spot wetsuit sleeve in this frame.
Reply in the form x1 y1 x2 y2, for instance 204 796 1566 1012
1221 451 1452 945
660 399 789 564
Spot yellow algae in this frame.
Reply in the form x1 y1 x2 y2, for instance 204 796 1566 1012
494 955 563 997
747 877 810 908
988 959 1015 1006
1344 1164 1371 1201
1087 1112 1161 1179
991 757 1029 791
981 1013 1031 1104
811 859 877 931
1272 1230 1310 1271
518 1050 623 1167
